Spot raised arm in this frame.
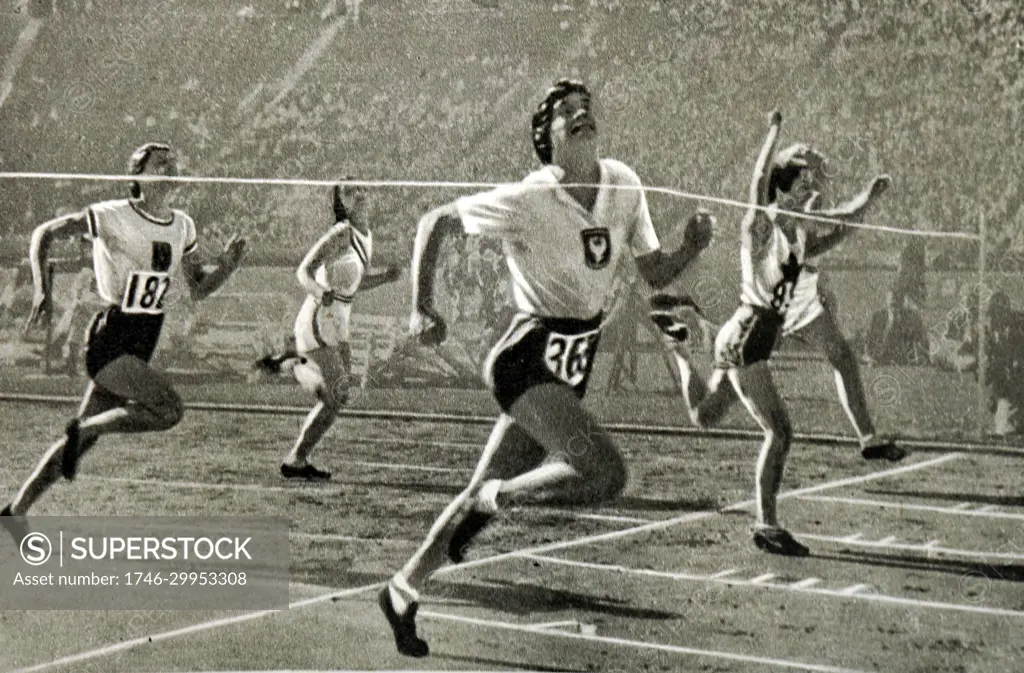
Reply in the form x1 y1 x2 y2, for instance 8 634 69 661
24 211 91 332
804 174 891 258
634 210 715 290
815 174 891 222
753 110 784 207
409 203 462 343
742 110 784 260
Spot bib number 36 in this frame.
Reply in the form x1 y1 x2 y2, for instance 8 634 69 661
122 271 171 315
544 329 599 387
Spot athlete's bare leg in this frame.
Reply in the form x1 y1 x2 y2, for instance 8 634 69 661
672 349 739 428
727 363 808 556
75 356 184 440
284 347 348 472
798 309 904 460
9 381 121 515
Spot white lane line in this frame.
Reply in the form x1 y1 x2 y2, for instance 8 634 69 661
710 568 740 579
797 494 1024 521
519 553 1024 620
798 533 1024 563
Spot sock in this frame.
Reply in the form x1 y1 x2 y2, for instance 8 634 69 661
388 572 419 614
476 479 502 514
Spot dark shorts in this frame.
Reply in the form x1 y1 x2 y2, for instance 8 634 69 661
85 306 164 379
713 304 785 369
484 312 603 412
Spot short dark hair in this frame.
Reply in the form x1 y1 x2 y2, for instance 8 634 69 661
127 142 173 198
531 79 591 165
767 144 829 202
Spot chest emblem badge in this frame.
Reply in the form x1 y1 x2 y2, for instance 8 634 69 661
581 228 611 270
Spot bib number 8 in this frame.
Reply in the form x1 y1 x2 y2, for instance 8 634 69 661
544 329 599 387
122 271 171 314
769 278 795 311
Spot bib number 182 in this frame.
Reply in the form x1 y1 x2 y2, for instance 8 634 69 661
544 329 599 387
122 271 170 314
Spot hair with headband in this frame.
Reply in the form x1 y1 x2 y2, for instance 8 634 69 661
531 79 592 165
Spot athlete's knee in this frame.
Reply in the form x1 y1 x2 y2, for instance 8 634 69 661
601 454 629 500
694 399 726 428
766 416 793 449
822 329 857 370
583 442 628 503
318 379 350 411
152 389 184 429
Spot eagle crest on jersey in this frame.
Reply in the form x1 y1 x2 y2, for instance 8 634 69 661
581 228 611 269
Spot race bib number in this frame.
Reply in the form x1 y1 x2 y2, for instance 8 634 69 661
544 328 600 387
121 271 171 315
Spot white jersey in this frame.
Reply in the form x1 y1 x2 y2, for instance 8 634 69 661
85 199 197 315
455 159 660 320
740 205 822 333
294 223 371 350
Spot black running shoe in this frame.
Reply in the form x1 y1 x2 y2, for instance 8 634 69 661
447 510 495 564
1 505 28 544
648 293 706 346
280 463 331 481
378 585 429 658
753 527 810 557
861 439 906 462
61 418 82 481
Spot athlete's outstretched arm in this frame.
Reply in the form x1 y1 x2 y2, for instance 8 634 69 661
742 110 784 260
409 203 462 344
24 211 90 332
634 209 715 289
360 264 402 292
182 234 246 301
803 174 891 258
816 174 891 221
754 110 784 207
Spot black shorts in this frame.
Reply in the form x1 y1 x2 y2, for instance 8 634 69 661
84 306 164 379
484 312 603 412
713 304 784 368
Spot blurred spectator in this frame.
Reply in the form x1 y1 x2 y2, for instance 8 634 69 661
892 239 926 309
987 291 1022 437
865 287 929 366
931 290 979 373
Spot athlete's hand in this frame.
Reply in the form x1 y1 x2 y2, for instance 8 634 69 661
381 265 402 284
410 306 447 346
770 109 782 127
24 291 53 335
684 209 716 252
869 174 892 199
221 234 247 270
